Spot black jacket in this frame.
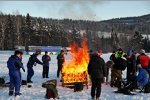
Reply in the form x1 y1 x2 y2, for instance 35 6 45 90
88 54 106 79
57 54 65 64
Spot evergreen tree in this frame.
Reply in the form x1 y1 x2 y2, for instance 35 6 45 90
129 31 144 51
25 13 32 51
4 15 16 50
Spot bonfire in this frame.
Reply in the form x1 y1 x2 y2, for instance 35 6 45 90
62 38 90 87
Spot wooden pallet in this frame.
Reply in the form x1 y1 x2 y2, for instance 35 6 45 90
62 81 89 89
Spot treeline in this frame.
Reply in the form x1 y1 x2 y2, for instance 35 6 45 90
0 12 150 52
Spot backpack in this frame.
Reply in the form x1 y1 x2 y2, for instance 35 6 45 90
42 79 58 99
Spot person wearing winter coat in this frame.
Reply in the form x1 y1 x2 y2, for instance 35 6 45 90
119 64 149 94
7 50 25 96
57 50 65 78
136 49 149 72
42 51 51 78
27 51 43 83
111 48 127 88
126 49 136 83
88 50 106 100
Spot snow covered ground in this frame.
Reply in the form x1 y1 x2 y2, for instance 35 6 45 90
0 52 150 100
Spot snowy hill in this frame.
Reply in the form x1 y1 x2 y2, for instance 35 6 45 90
0 52 150 100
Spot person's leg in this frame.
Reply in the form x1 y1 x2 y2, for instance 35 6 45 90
57 64 61 78
9 73 14 96
14 72 21 96
91 78 96 99
46 67 49 78
43 66 45 78
116 70 122 88
27 68 34 82
106 68 109 84
96 79 102 99
111 68 117 87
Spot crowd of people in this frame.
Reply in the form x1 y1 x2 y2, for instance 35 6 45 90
7 50 65 97
88 48 150 100
6 48 150 99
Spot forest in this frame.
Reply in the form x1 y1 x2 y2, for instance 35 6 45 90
0 12 150 52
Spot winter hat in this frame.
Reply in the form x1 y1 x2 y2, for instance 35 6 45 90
118 48 123 51
140 49 145 54
127 49 133 56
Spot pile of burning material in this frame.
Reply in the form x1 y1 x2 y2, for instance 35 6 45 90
62 38 90 89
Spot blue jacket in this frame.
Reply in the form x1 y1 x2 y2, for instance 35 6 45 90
27 54 43 68
137 68 149 87
42 55 51 67
7 55 25 74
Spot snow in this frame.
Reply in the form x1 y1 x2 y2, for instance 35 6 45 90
0 52 150 100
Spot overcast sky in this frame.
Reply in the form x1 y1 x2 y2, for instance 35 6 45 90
0 1 150 21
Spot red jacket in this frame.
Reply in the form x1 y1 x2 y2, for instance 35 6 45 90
137 53 150 68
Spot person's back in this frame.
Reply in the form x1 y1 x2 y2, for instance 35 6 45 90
137 49 149 69
42 54 51 66
7 55 18 73
88 52 106 100
42 51 51 78
88 54 105 79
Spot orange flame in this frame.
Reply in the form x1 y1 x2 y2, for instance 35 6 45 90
62 38 89 83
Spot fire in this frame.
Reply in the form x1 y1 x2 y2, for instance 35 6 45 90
62 38 89 84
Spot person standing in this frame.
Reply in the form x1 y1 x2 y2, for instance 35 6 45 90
88 50 106 100
42 51 51 78
126 49 136 83
112 48 127 88
7 50 25 96
57 50 65 78
27 50 43 83
137 49 149 70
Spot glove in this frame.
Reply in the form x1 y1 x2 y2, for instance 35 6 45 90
22 68 25 72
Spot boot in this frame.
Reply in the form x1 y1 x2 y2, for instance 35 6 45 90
27 80 33 83
9 91 14 96
96 97 99 100
15 92 22 96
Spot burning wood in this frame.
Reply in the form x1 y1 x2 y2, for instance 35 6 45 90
62 38 89 87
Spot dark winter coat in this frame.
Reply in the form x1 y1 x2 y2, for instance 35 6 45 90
110 53 115 62
127 54 136 75
88 54 106 80
7 55 25 73
57 54 65 65
27 54 43 68
113 51 127 70
136 68 149 87
42 55 51 67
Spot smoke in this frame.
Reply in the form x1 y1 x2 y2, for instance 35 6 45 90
31 1 106 21
58 1 105 21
